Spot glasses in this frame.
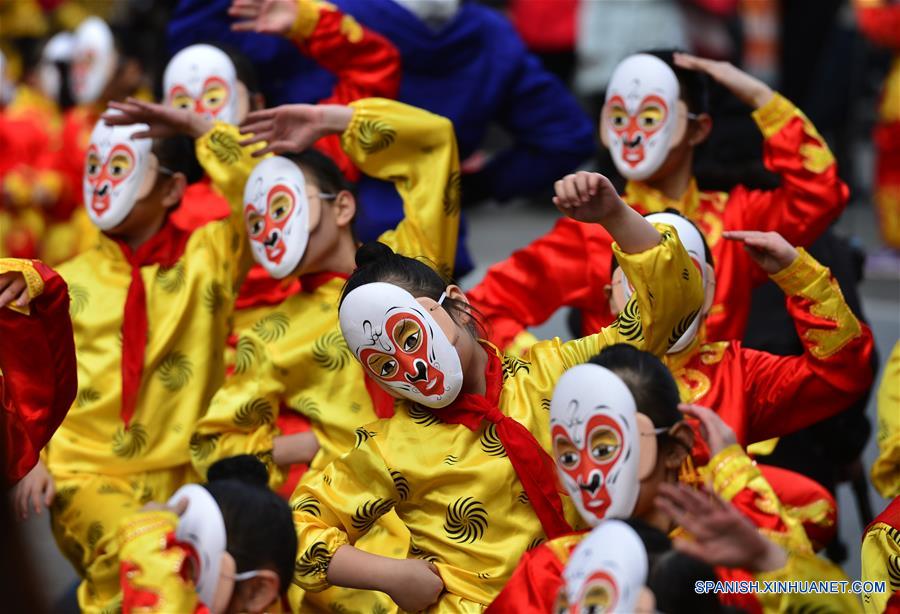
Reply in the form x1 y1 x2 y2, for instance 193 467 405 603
315 192 337 201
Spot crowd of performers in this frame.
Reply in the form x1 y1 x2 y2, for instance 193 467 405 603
0 1 898 613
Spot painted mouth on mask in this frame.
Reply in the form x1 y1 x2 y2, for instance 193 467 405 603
622 136 644 166
404 360 443 396
91 182 111 214
263 229 285 263
578 474 611 515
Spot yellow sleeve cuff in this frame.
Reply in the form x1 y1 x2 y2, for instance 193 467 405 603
769 248 826 295
704 444 757 502
0 258 44 315
117 510 179 547
288 0 322 40
752 92 799 140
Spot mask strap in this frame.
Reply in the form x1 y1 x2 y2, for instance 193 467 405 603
230 570 261 582
686 112 701 121
437 291 448 306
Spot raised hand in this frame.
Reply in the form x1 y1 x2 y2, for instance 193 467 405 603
723 230 799 275
678 403 737 457
13 460 56 521
229 0 298 35
384 558 444 612
553 171 626 225
104 98 213 139
239 103 353 157
0 270 29 309
673 53 774 109
656 482 789 573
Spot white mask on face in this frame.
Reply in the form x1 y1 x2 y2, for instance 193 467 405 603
71 17 118 105
618 213 708 353
393 0 461 27
561 520 649 614
38 32 75 103
602 54 684 181
550 364 641 526
83 115 153 230
163 44 240 125
243 156 311 279
340 282 464 408
167 484 228 610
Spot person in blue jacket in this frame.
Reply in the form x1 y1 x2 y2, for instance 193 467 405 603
166 0 596 274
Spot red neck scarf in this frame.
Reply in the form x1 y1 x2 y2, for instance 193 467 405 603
433 345 572 539
301 270 395 420
114 220 191 427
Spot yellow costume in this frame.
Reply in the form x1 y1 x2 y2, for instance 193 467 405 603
193 98 460 613
873 341 900 500
46 123 259 614
291 225 704 612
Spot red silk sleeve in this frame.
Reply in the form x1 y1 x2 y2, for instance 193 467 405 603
1 261 76 484
485 543 566 613
856 0 900 49
289 1 402 181
467 217 610 350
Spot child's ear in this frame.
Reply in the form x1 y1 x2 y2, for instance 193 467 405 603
665 422 694 469
161 173 187 209
701 264 717 316
333 190 357 228
240 572 280 613
688 114 713 146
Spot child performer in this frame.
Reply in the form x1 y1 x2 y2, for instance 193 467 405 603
12 101 263 613
192 97 460 613
289 170 705 611
0 259 75 486
468 51 847 352
609 214 874 548
490 346 858 613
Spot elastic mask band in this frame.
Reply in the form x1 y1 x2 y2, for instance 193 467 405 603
437 291 448 306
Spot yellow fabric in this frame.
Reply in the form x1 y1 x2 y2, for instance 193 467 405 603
289 227 703 611
194 99 460 614
289 0 324 39
755 551 861 613
873 341 900 499
0 257 44 315
753 92 804 140
861 516 900 613
44 122 260 612
881 57 900 123
704 444 812 554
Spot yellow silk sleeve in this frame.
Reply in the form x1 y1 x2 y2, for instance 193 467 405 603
191 331 287 488
0 257 44 315
537 223 704 370
194 121 262 286
290 429 400 591
873 341 900 499
343 98 461 277
755 551 862 613
116 511 201 613
861 518 900 613
705 444 811 553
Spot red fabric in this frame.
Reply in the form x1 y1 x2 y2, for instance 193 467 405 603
115 221 192 427
170 177 230 231
758 464 837 550
714 566 764 614
485 540 571 613
856 2 900 50
433 346 572 539
294 2 401 181
507 0 577 52
52 106 99 221
469 115 849 348
0 261 76 484
887 591 900 614
276 408 312 500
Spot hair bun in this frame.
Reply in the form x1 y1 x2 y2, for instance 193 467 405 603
206 455 269 487
355 242 395 269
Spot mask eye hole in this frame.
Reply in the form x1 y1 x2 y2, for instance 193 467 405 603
246 211 265 238
608 105 628 129
202 84 227 111
588 427 621 463
392 318 422 354
172 94 194 110
637 104 664 130
86 152 101 176
554 436 580 469
367 353 398 379
581 581 615 613
268 192 294 223
109 152 133 179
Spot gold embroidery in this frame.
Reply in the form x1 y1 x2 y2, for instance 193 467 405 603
799 124 835 174
803 274 862 359
674 367 710 403
784 498 835 528
340 14 364 43
699 341 728 365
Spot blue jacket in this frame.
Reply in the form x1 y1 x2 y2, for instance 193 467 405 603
167 0 596 274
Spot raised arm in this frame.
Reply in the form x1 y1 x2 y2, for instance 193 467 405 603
0 259 76 485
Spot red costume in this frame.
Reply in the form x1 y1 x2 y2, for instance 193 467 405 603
468 94 848 347
0 258 76 484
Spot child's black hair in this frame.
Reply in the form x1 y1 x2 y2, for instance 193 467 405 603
152 135 204 185
339 242 485 337
203 455 296 595
640 49 710 116
285 149 358 202
649 550 736 613
610 208 714 273
155 41 261 102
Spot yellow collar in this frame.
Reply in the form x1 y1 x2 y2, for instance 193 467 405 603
623 178 701 219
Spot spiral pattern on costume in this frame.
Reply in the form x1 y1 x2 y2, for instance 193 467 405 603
290 395 320 419
76 387 101 408
86 521 104 552
208 130 241 164
234 336 257 375
155 262 185 293
354 427 376 448
408 405 442 427
516 491 529 504
480 423 506 457
443 454 459 466
502 354 530 378
443 170 462 216
203 281 225 313
294 542 332 578
410 542 439 564
97 482 127 496
357 119 396 154
540 398 551 412
312 330 352 371
53 485 78 513
444 497 488 544
252 311 290 342
156 350 193 391
351 498 396 532
291 495 321 517
614 298 643 341
68 283 89 317
112 423 149 458
667 308 700 349
390 470 410 501
189 433 220 461
233 398 274 428
527 536 545 551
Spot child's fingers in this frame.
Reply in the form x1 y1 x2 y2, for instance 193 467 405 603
241 108 276 125
574 172 591 202
671 537 709 562
44 480 55 507
238 121 269 136
586 172 603 195
239 133 269 148
230 20 258 32
15 286 29 307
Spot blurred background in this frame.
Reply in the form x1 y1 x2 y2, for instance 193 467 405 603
1 0 897 610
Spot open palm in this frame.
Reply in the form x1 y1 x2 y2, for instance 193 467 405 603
104 98 212 139
229 0 297 35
